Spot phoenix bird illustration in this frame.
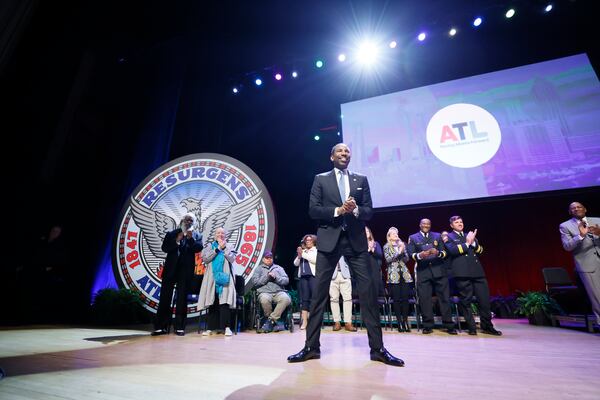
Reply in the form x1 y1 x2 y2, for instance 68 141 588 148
130 191 263 259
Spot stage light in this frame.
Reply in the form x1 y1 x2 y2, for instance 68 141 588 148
545 4 553 12
338 53 347 62
314 135 320 141
389 40 397 49
292 71 298 78
417 32 426 41
315 60 324 68
356 41 379 66
232 87 239 94
275 73 282 81
505 9 515 18
255 78 262 86
337 132 341 136
473 17 483 27
449 28 457 36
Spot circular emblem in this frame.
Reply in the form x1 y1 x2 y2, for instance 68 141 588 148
389 271 400 282
426 103 502 168
112 154 275 316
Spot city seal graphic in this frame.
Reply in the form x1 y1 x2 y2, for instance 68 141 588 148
112 153 275 315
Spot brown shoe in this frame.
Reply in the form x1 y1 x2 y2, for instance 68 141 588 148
345 323 357 332
333 322 342 331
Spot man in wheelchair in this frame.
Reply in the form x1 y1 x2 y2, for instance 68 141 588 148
248 251 292 333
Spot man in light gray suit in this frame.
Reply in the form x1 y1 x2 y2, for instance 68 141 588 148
559 202 600 324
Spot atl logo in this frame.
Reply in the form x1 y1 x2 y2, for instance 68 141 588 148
426 103 502 168
440 121 488 144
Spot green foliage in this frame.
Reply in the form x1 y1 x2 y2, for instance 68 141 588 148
516 291 563 317
288 289 299 310
91 288 151 325
243 291 253 307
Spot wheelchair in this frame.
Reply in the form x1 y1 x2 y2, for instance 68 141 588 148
250 290 295 333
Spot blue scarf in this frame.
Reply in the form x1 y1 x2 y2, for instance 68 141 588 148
211 242 230 295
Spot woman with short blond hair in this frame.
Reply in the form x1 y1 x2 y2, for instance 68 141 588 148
383 227 413 332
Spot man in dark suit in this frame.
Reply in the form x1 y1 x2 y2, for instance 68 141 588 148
407 219 457 335
444 215 501 336
287 143 404 367
151 213 203 337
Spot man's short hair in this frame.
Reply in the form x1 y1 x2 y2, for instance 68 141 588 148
449 215 462 224
182 213 196 224
568 202 584 212
331 143 348 155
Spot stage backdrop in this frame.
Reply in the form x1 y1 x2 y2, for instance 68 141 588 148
112 154 275 315
341 53 600 209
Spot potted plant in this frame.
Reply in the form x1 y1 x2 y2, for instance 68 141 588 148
516 291 563 325
91 288 150 325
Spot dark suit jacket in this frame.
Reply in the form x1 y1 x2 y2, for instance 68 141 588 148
406 231 447 279
161 228 203 282
309 169 373 253
444 231 485 278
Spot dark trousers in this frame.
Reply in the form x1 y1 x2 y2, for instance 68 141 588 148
299 275 316 311
208 294 231 331
155 264 189 331
417 274 454 329
370 261 385 297
305 234 383 351
454 277 493 330
389 281 412 322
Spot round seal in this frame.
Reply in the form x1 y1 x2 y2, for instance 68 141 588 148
112 153 275 316
426 103 502 168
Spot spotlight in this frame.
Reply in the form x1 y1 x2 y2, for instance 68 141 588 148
255 78 262 86
315 60 324 68
417 32 426 41
338 53 347 62
449 28 457 36
389 40 397 49
545 4 553 12
274 73 282 81
232 87 239 94
473 17 482 27
314 135 320 141
356 41 379 66
292 71 298 78
337 132 341 136
505 9 515 18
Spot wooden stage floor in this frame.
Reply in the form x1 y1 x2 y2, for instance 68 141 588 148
0 319 598 400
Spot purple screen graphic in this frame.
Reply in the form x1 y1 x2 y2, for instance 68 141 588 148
341 54 600 208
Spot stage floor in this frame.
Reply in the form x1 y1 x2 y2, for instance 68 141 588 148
0 319 598 400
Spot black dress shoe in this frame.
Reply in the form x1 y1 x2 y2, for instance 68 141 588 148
287 347 321 363
481 327 502 336
446 328 458 335
151 329 168 336
370 348 405 367
175 330 185 336
422 328 433 334
468 329 477 335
